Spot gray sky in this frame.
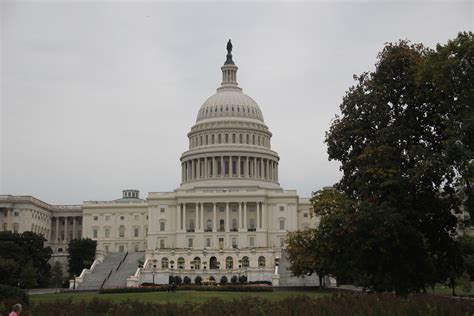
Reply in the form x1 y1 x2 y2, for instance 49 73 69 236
1 1 472 204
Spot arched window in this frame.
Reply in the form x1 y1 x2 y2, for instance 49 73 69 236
177 257 185 269
225 134 229 143
119 225 125 238
252 134 255 144
212 134 215 144
161 257 169 269
193 257 201 270
232 134 236 143
239 134 243 143
242 256 249 268
258 256 266 267
218 134 222 143
206 135 208 145
249 218 255 230
206 219 212 231
246 134 249 144
226 256 233 269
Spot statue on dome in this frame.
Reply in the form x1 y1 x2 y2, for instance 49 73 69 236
226 39 233 54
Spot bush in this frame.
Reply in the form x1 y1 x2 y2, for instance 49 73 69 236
238 275 247 284
0 284 30 316
248 280 272 285
183 276 191 284
174 276 182 285
195 276 202 285
231 275 238 284
220 276 228 284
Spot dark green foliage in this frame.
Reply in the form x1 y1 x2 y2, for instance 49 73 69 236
0 284 30 316
19 262 37 289
67 238 97 277
174 275 182 285
0 231 52 288
99 285 273 294
50 262 66 288
220 276 228 284
238 275 247 284
231 275 238 284
30 293 474 316
183 276 191 284
194 276 202 284
458 235 474 280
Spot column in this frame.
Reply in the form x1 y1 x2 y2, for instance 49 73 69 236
6 209 12 231
245 157 249 178
55 217 59 242
181 163 184 182
213 157 217 177
191 160 195 180
253 158 257 178
177 204 182 231
276 163 279 182
225 203 229 232
243 203 247 230
220 156 224 177
257 203 261 230
262 203 266 230
183 204 187 231
72 217 76 239
237 156 241 177
195 203 199 231
266 159 270 180
260 159 264 179
204 158 208 179
213 203 217 232
200 203 204 230
64 217 68 242
238 203 242 231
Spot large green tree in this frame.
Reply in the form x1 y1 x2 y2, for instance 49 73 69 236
67 238 97 277
287 32 473 295
0 231 52 288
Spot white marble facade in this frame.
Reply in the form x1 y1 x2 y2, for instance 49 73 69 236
0 44 319 284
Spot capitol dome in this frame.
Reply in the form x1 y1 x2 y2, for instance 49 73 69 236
179 40 280 190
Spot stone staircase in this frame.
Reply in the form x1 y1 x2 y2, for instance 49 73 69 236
76 253 127 290
103 252 144 289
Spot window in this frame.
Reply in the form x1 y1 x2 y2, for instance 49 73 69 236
226 256 233 269
206 237 211 248
14 212 19 217
280 206 284 211
105 216 110 221
193 257 201 269
93 216 98 221
218 134 221 143
119 225 125 238
105 245 109 253
246 134 249 144
219 237 224 250
134 227 139 237
93 228 98 238
232 219 237 230
242 256 249 268
258 256 266 267
232 237 238 249
134 215 139 221
13 224 19 234
105 228 110 238
279 220 285 230
161 257 169 269
177 257 185 269
280 238 285 248
120 216 124 220
134 244 139 252
160 239 165 249
249 237 255 248
239 134 243 143
160 222 165 232
232 134 236 143
160 208 165 213
249 218 255 230
303 213 308 218
212 134 215 144
206 219 212 231
188 238 193 248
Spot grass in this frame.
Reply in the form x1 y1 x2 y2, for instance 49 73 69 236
30 290 331 304
432 282 474 296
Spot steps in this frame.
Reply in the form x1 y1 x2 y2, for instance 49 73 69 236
103 252 144 289
76 253 126 290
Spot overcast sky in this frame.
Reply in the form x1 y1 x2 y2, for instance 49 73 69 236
1 1 472 205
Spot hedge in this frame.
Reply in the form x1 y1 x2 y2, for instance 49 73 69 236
99 284 273 294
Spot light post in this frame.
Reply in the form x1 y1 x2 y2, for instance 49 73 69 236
73 274 76 290
152 264 156 288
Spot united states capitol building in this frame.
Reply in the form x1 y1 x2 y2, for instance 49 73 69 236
0 42 322 288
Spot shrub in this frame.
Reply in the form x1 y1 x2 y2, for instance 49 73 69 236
220 276 228 284
195 276 202 285
183 276 191 284
231 275 238 284
174 276 182 285
238 275 247 284
248 280 272 285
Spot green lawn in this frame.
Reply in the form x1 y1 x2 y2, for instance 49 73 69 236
432 282 474 296
30 290 330 304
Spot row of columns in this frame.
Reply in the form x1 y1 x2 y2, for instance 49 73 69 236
182 156 278 183
176 202 265 233
52 216 81 243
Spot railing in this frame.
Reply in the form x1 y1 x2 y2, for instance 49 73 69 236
116 252 128 272
100 269 113 290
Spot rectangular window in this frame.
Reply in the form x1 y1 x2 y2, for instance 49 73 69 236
14 212 19 217
188 238 193 248
232 237 238 249
218 237 224 250
206 237 211 248
160 222 165 232
160 208 165 213
105 216 110 221
105 228 110 238
160 239 165 249
93 229 98 238
280 220 285 230
93 216 98 221
134 227 139 237
279 206 284 211
105 245 109 253
303 213 308 218
249 237 255 248
134 244 139 252
119 245 125 253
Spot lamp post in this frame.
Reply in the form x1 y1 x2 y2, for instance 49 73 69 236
152 264 156 288
73 274 76 290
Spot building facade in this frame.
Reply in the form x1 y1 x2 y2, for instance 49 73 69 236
0 43 320 285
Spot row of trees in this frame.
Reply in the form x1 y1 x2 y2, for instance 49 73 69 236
0 231 96 289
287 31 473 295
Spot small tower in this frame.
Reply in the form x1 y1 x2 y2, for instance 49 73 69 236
122 189 139 199
219 39 241 91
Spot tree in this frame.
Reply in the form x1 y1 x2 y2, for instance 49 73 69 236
174 275 182 285
67 238 97 277
183 276 191 284
19 262 37 289
230 275 238 285
194 276 202 285
0 231 52 287
50 262 65 288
